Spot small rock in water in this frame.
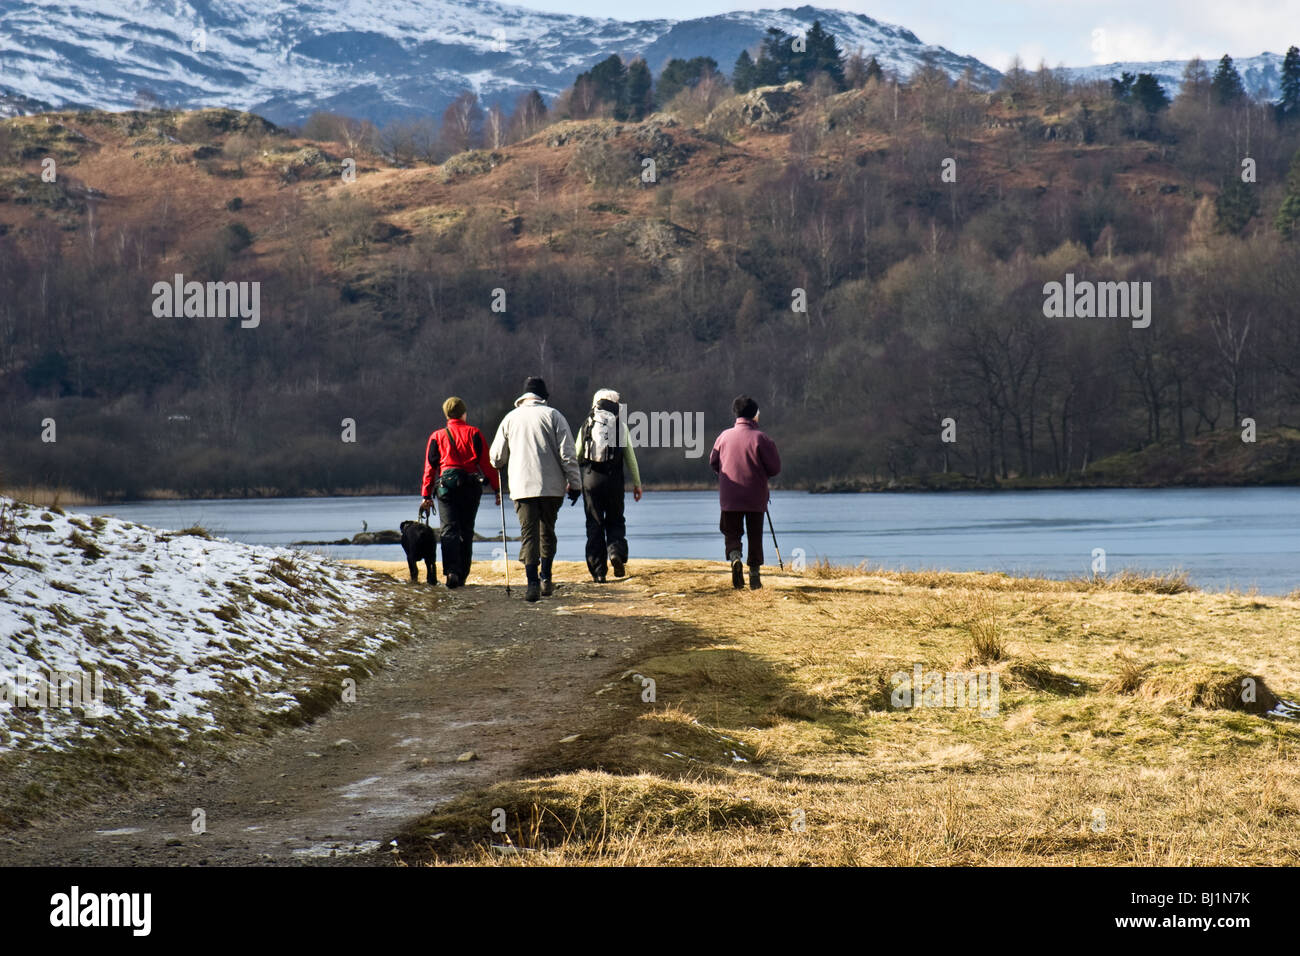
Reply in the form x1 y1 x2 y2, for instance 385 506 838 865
559 734 580 743
585 648 599 658
456 751 477 762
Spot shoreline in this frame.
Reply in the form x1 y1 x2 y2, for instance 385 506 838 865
9 479 1296 508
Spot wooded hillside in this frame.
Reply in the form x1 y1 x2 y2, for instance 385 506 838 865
3 47 1300 497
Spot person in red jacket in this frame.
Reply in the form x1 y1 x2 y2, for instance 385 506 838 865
709 395 781 590
420 396 500 588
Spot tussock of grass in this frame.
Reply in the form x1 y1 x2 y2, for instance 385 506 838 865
67 530 104 560
1132 665 1280 714
774 689 832 721
964 600 1005 665
212 603 241 623
1082 568 1194 594
402 771 785 862
0 553 43 572
267 555 306 590
251 590 292 611
1103 654 1152 696
1005 659 1087 695
803 556 869 578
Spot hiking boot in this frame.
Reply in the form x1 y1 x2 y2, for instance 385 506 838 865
749 567 762 590
611 556 625 578
729 552 744 589
446 572 462 589
540 578 554 597
525 582 541 602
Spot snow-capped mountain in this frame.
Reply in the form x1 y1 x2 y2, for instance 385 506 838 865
1062 53 1288 102
0 1 997 125
0 1 1286 126
0 85 51 118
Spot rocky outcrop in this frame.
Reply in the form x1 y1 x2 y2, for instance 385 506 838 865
276 145 342 182
439 149 506 182
706 82 803 134
611 218 694 262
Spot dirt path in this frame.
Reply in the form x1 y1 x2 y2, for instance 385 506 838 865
0 561 676 867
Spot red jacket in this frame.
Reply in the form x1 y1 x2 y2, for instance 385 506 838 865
709 417 781 512
422 419 500 497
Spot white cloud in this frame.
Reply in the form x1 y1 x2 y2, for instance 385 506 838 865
1088 24 1198 64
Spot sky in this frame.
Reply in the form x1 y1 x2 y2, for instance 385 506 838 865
507 0 1300 72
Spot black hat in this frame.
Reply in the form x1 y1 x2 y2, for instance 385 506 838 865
524 376 549 400
733 395 758 420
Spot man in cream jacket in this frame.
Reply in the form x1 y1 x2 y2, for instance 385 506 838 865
489 376 582 602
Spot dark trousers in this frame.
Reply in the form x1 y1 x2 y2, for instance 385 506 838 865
582 465 626 579
438 477 482 580
720 511 765 567
514 496 562 575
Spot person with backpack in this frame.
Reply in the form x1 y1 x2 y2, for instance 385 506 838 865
709 395 781 590
421 397 500 589
575 388 642 583
489 376 582 602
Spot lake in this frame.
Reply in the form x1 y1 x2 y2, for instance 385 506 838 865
87 487 1300 594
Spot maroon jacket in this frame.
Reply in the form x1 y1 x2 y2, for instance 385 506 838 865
709 417 781 512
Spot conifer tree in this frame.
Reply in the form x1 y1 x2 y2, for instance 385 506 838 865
1210 54 1246 105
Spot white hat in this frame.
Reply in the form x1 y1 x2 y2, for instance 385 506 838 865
593 388 620 405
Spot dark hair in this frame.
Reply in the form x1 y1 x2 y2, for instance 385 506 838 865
733 395 758 420
523 376 549 400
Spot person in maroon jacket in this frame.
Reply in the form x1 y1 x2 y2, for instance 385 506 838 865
420 396 501 589
709 395 781 590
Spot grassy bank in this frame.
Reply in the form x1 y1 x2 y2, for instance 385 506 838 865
812 426 1300 492
1 483 717 509
392 559 1300 865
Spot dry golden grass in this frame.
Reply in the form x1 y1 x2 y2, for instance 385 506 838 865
2 485 102 508
391 559 1300 866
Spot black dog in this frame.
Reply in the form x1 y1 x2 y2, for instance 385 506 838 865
399 520 438 584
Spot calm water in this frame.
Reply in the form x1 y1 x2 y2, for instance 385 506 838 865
88 488 1300 594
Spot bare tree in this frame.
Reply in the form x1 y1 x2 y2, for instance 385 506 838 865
223 131 261 174
484 103 507 149
441 91 484 154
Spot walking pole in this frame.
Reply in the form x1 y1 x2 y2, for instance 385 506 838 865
499 490 511 595
765 507 784 571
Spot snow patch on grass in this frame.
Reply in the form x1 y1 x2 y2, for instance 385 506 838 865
0 497 397 754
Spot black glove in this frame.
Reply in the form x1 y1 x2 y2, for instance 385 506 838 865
567 488 581 505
